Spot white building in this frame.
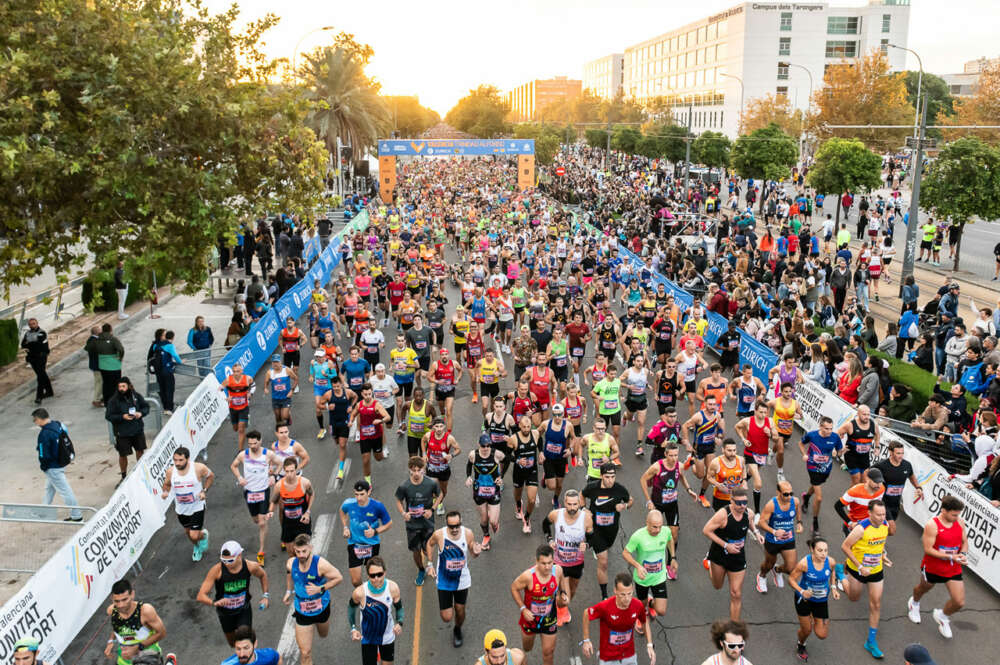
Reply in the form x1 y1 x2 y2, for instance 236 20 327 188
583 53 624 99
942 55 999 97
619 0 911 137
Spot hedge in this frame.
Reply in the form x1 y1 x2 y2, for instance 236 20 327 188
0 319 18 367
82 278 143 312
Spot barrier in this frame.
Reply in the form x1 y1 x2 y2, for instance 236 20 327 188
0 211 369 664
794 375 1000 594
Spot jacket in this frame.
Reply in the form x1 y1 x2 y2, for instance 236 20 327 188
887 394 916 423
945 335 968 365
93 332 125 371
898 310 919 339
36 421 63 471
105 390 150 437
856 368 881 412
84 334 100 371
829 268 851 291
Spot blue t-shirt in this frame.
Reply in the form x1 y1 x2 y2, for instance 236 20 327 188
222 648 280 665
342 358 371 390
802 430 843 474
339 497 391 545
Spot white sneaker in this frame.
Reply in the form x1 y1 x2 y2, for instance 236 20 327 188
294 386 300 394
933 609 952 638
772 569 785 588
436 504 445 516
776 469 786 483
907 597 921 624
755 573 768 593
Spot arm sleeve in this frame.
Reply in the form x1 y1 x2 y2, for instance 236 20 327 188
834 499 850 523
347 599 359 628
393 600 404 624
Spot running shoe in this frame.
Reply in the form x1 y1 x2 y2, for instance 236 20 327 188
415 569 426 586
294 386 300 394
522 520 531 534
801 491 811 511
317 429 326 439
702 557 710 571
647 604 658 617
755 573 768 594
256 551 265 565
471 394 478 403
907 596 921 623
634 444 644 457
200 529 210 553
772 569 785 589
933 608 952 638
666 564 677 581
453 625 463 648
863 640 884 659
514 505 523 521
556 605 571 626
699 494 711 509
192 544 203 562
682 456 694 471
436 504 445 516
336 465 345 481
165 654 178 665
796 643 808 661
776 469 786 483
482 535 491 551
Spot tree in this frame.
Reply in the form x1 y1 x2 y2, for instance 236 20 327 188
611 125 642 153
731 123 798 181
635 135 663 159
693 131 732 169
0 0 327 297
382 96 439 138
601 93 646 124
942 65 1000 145
903 71 954 123
805 138 883 223
585 129 608 150
445 85 509 138
808 50 913 150
301 47 391 162
740 93 804 137
644 123 690 163
921 137 1000 270
513 124 561 165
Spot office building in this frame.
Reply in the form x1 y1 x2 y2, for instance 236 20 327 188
614 0 911 137
943 55 999 97
506 76 583 123
583 54 624 99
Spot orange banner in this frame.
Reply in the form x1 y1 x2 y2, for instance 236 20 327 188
379 155 396 204
517 154 534 191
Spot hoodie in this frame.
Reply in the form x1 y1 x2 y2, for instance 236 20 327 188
36 421 64 471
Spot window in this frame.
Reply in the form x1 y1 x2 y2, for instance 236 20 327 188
779 37 791 56
706 46 715 64
708 23 718 40
776 86 789 98
880 39 889 54
777 63 789 80
825 40 858 58
779 12 792 31
882 14 891 32
827 17 859 34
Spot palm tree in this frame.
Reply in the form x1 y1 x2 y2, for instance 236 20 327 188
300 47 390 163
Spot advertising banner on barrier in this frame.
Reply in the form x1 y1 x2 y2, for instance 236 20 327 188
738 333 779 386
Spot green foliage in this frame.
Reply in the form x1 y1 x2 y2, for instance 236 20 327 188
867 349 978 415
445 85 509 138
635 135 663 159
513 124 562 165
731 123 798 180
903 71 954 124
0 0 328 299
692 131 732 168
381 96 439 139
0 319 17 367
611 126 642 153
806 138 883 198
645 124 690 163
82 275 143 312
585 129 608 150
602 94 646 124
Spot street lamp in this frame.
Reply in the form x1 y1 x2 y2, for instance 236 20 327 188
291 25 336 76
782 62 813 156
720 73 744 134
888 43 922 138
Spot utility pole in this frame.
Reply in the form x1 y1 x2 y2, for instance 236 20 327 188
682 101 693 200
604 120 611 172
899 93 928 297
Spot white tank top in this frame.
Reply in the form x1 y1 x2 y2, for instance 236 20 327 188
242 448 271 493
625 367 649 396
171 462 205 515
272 440 300 477
553 509 586 567
362 583 396 645
678 352 699 382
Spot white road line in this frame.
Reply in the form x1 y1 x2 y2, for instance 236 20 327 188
276 513 334 665
158 567 169 579
326 459 350 494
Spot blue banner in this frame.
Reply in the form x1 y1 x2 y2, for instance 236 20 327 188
378 139 534 156
738 333 778 385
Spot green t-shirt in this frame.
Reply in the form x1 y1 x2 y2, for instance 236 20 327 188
922 223 936 241
584 434 613 479
625 526 671 587
594 378 622 415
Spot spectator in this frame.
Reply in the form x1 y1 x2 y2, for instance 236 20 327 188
94 323 125 404
912 394 949 433
226 312 250 347
187 316 214 377
84 325 103 407
114 260 129 320
886 384 916 422
878 322 898 357
897 309 919 359
944 323 969 382
983 336 1000 368
148 329 182 415
20 318 53 405
934 314 955 377
860 316 879 349
938 283 960 321
837 354 863 404
856 355 882 412
901 275 919 313
32 408 82 522
829 258 850 313
105 376 150 484
911 333 936 373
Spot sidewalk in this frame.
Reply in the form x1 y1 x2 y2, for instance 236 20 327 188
0 288 238 602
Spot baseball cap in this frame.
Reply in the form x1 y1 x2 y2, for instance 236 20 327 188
375 363 386 371
271 354 281 362
220 540 243 561
903 643 937 665
866 468 884 484
484 629 507 650
314 349 326 357
551 403 565 416
353 479 371 493
478 433 492 447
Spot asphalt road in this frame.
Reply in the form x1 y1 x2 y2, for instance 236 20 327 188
64 256 1000 665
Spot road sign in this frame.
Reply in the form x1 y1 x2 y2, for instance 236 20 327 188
555 166 566 176
906 136 937 150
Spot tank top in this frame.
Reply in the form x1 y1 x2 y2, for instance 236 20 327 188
327 390 352 424
484 413 513 448
452 318 469 344
479 358 500 384
553 510 586 566
343 295 358 317
678 352 699 383
477 650 514 665
542 419 568 460
530 366 552 403
773 399 797 436
847 418 875 454
585 434 613 479
694 411 720 449
225 374 252 410
407 401 430 438
513 431 539 469
590 362 608 383
426 430 451 472
214 559 252 614
702 380 727 408
436 530 472 592
171 463 205 515
765 497 797 544
291 555 329 616
272 440 300 476
360 581 396 645
796 556 832 603
710 508 749 559
599 327 618 352
280 327 302 352
511 391 537 419
847 519 888 573
563 396 583 421
745 416 771 462
656 373 679 405
111 602 154 647
434 359 456 391
625 368 648 398
353 309 370 335
269 368 292 401
712 456 745 501
280 477 307 521
778 364 797 388
651 460 681 505
465 334 485 364
358 400 382 441
735 378 759 414
241 448 270 494
472 449 501 500
921 517 964 577
522 568 558 623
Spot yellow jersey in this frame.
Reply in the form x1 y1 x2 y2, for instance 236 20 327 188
772 399 797 436
847 519 889 574
479 359 500 384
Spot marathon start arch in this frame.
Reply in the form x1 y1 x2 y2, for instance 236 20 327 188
377 138 535 203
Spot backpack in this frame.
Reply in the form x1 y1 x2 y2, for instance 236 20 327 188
56 423 75 467
147 342 163 374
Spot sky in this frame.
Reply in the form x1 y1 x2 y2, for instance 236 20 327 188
206 0 997 115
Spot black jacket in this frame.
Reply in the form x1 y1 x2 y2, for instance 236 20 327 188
105 390 150 437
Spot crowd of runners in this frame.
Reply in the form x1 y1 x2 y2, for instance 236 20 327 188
73 153 976 665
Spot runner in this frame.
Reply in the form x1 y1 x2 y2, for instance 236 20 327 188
578 419 620 487
265 354 297 425
509 415 541 533
654 359 683 418
229 432 278 564
509 544 570 665
526 351 557 417
835 468 886 537
641 443 697 560
405 314 434 389
623 509 675 619
359 318 385 370
729 365 765 421
682 395 725 508
220 363 254 450
309 350 338 439
426 348 463 431
798 416 844 534
426 510 483 647
402 387 437 457
645 408 682 462
703 488 764 621
269 457 314 551
755 481 803 594
351 383 391 484
339 479 393 587
675 339 707 415
788 537 840 662
10 638 54 665
706 439 747 511
321 380 358 481
422 417 461 514
581 572 655 665
349 557 403 665
389 334 418 429
765 382 801 483
271 422 310 478
733 403 775 513
284 533 342 665
907 494 968 639
195 541 269 647
622 355 652 456
476 630 526 665
539 404 574 508
561 383 587 459
840 500 892 659
369 363 399 433
161 446 213 561
698 619 753 665
837 405 880 485
874 441 923 536
467 433 506 550
465 321 487 402
341 346 372 395
543 489 594 625
394 456 441 586
220 626 279 665
582 463 633 599
104 580 167 665
591 365 624 443
279 317 307 383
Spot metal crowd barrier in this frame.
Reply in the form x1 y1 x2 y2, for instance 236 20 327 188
0 504 98 573
879 415 974 475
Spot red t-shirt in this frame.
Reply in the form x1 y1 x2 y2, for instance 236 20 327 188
586 596 645 661
564 322 590 349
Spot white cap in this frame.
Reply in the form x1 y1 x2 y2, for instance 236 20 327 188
314 349 326 357
375 363 386 371
551 403 564 415
220 540 243 559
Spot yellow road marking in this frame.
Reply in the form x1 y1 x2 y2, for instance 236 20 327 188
411 580 424 665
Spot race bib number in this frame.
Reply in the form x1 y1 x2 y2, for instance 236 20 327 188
416 340 427 349
353 544 373 559
855 443 872 453
571 347 584 357
230 395 247 407
176 492 195 504
609 629 632 645
661 488 677 503
477 485 496 498
643 559 663 574
811 454 830 464
218 594 246 610
603 399 618 411
409 506 424 518
862 552 882 567
246 491 265 503
555 356 567 367
517 457 535 468
367 345 379 354
285 506 303 519
410 422 425 434
350 376 363 387
545 442 563 455
529 600 552 616
886 485 904 496
751 452 768 465
445 557 465 571
728 339 739 349
299 598 323 613
595 512 614 526
726 539 745 552
360 424 377 437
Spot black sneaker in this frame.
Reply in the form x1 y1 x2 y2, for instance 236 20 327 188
797 642 808 661
800 491 811 511
453 626 463 647
64 516 83 522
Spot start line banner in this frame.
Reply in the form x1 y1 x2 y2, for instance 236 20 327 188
794 375 1000 593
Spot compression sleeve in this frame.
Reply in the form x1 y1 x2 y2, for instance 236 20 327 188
542 516 553 538
393 600 404 624
466 459 474 477
834 500 850 524
348 599 359 629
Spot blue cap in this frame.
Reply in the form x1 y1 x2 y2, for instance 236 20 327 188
271 354 281 362
478 433 492 447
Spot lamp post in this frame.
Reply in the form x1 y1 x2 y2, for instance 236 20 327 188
720 73 744 134
784 62 813 157
291 25 336 76
888 43 922 139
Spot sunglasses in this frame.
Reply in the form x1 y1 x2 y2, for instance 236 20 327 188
781 492 794 497
447 523 462 529
733 500 748 506
369 571 385 578
725 642 746 650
